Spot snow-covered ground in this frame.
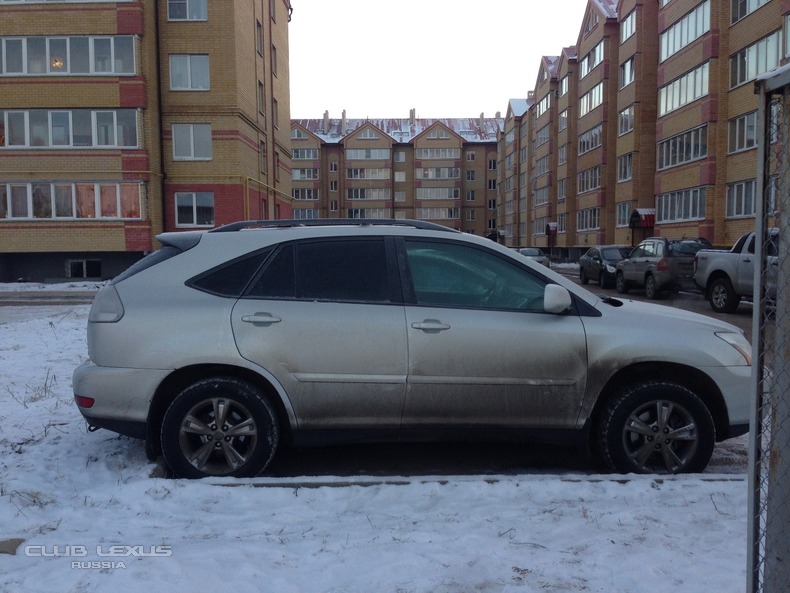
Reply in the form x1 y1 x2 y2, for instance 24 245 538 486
0 283 749 592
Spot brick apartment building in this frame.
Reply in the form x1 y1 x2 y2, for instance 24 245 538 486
501 0 785 255
290 112 503 237
0 0 292 282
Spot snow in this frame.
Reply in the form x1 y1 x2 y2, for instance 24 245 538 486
0 283 749 592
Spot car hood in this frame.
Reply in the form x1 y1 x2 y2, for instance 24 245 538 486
592 296 744 335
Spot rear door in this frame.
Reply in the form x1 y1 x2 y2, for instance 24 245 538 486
400 239 588 430
231 237 408 429
620 242 648 285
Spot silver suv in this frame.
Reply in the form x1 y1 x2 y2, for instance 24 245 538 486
73 220 752 478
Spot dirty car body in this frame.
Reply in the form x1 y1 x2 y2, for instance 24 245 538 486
73 220 752 478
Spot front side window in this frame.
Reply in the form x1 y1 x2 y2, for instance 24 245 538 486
405 240 548 312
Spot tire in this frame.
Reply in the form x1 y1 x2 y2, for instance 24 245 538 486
644 275 659 300
161 377 279 479
597 381 715 474
615 272 629 294
709 277 741 314
580 269 589 285
599 271 609 289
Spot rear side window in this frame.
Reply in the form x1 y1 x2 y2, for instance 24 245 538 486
248 239 391 303
113 246 183 283
189 248 273 296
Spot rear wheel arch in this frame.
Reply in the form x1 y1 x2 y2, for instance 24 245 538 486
145 364 293 461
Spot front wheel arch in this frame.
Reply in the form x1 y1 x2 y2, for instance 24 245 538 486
587 362 729 461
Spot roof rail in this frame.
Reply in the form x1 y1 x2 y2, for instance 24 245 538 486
209 218 460 233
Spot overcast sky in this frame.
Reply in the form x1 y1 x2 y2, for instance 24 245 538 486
288 0 591 120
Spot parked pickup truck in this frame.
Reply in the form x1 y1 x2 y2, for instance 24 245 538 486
694 229 779 313
615 237 708 299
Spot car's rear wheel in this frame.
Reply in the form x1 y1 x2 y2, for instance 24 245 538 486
161 377 279 479
709 277 740 313
615 272 629 294
644 275 659 299
599 271 609 288
597 382 715 474
580 269 589 285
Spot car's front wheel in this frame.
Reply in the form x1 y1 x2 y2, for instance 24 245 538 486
161 377 280 479
597 381 715 474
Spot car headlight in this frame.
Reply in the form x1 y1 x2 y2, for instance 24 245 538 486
606 264 616 273
716 331 752 365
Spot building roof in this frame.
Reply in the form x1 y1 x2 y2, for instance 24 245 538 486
292 117 504 144
590 0 618 19
508 99 531 117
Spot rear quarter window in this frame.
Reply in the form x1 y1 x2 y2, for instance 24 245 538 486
188 248 274 297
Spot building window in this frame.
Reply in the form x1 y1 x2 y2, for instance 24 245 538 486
169 54 209 90
488 180 496 190
394 171 406 182
577 166 601 194
256 21 263 54
620 57 635 89
727 179 757 218
293 168 319 180
536 124 550 146
415 207 459 220
1 181 141 220
617 153 633 182
466 170 476 181
535 94 551 118
347 188 390 200
732 0 770 24
347 148 391 160
292 148 318 160
558 144 567 165
621 10 636 43
466 190 476 201
488 159 497 171
658 125 708 169
577 207 600 231
329 200 338 212
466 151 476 162
394 150 406 162
730 31 781 88
466 210 476 222
658 62 708 116
559 76 569 96
579 42 604 79
347 168 389 180
416 188 460 200
172 123 212 160
168 0 207 20
329 181 337 192
660 0 710 62
1 109 138 148
258 81 265 115
656 187 706 222
329 161 338 172
557 178 567 202
728 112 757 153
271 45 277 76
558 109 568 131
0 36 135 76
579 82 603 117
292 188 319 200
259 140 267 174
394 191 406 202
272 99 279 128
619 106 634 135
534 186 549 207
578 124 603 155
616 201 632 227
175 191 214 227
534 155 550 177
292 208 318 220
415 148 459 159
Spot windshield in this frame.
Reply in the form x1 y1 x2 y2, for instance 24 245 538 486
602 247 630 259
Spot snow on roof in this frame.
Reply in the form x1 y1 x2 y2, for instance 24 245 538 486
590 0 618 19
508 99 531 117
292 117 504 144
543 56 561 77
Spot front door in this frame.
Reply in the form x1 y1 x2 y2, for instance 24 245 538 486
400 239 588 429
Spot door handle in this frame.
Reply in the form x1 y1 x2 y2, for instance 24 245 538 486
411 320 451 332
241 313 282 325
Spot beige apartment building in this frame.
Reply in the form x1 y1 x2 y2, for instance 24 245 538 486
0 0 292 282
290 114 503 236
504 0 786 256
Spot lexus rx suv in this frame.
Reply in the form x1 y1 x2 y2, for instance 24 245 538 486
73 219 752 478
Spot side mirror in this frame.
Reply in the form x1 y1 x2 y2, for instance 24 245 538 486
544 284 572 314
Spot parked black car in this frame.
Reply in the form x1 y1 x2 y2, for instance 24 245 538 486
579 245 631 288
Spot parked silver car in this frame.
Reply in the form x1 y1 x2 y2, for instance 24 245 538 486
74 220 752 478
515 247 551 267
